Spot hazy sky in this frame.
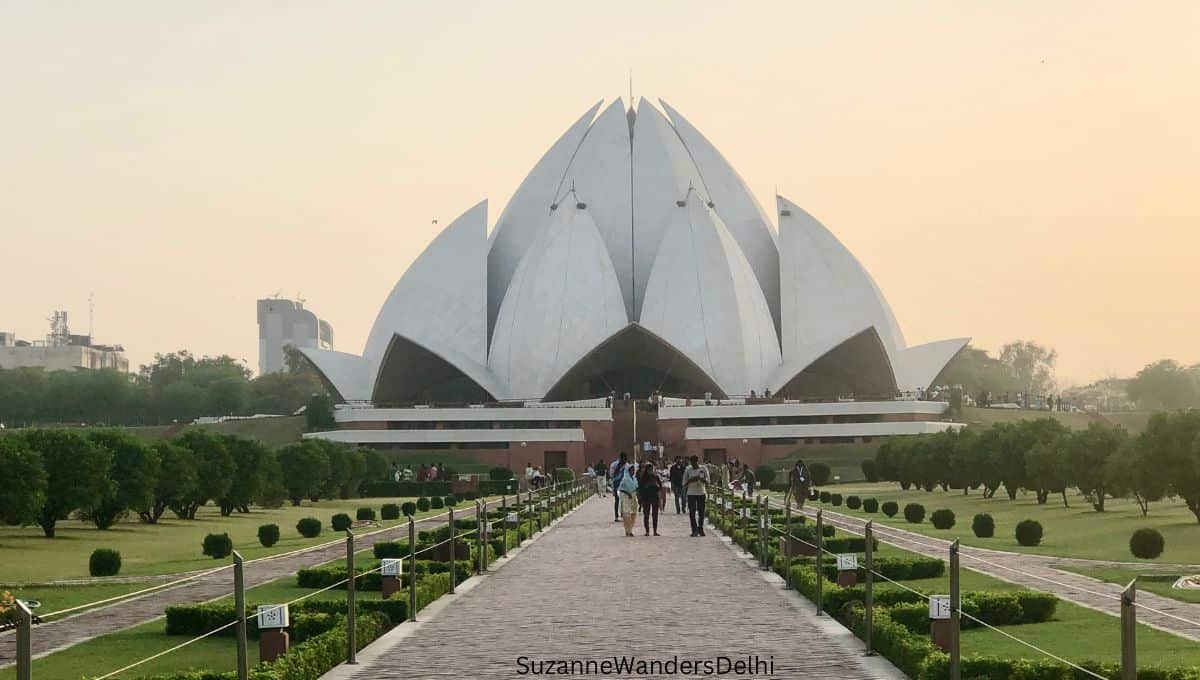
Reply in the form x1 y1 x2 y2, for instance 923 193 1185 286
3 2 1197 386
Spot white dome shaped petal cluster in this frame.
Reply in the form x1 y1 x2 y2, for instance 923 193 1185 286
301 99 967 403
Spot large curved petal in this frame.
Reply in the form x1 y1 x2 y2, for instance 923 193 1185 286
660 99 781 338
487 101 602 338
639 197 781 397
373 333 508 404
488 203 628 399
298 348 371 402
777 195 905 368
557 99 634 319
895 337 970 392
363 200 488 381
768 326 898 399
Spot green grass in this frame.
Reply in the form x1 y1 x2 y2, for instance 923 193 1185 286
804 482 1200 564
1060 566 1200 605
1100 411 1157 434
0 497 446 584
767 442 880 483
125 416 307 447
0 582 155 619
960 406 1097 430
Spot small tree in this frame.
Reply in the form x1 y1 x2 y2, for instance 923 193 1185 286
202 533 233 559
296 517 322 538
258 524 280 547
305 393 336 430
1129 528 1164 560
1015 519 1043 546
18 429 112 537
277 441 331 506
89 549 122 576
881 501 899 517
0 437 47 526
862 498 879 513
1065 423 1127 512
930 509 956 530
860 459 879 483
903 503 925 524
972 513 995 538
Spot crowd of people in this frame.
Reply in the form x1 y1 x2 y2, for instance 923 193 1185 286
391 462 450 482
576 453 811 539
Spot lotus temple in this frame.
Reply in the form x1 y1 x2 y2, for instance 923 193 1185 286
301 97 967 471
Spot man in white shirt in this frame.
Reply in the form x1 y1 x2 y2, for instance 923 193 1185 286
682 455 709 537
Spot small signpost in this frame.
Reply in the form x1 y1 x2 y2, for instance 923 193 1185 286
929 595 952 651
380 558 403 599
836 553 859 587
257 604 290 662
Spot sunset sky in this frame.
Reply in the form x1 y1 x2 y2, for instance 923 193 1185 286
3 2 1197 386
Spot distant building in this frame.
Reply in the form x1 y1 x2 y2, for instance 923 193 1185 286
257 298 333 375
0 311 129 372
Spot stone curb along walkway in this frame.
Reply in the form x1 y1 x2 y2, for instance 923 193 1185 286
802 506 1200 643
336 495 902 680
0 503 496 667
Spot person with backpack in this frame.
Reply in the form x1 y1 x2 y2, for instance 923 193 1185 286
609 452 628 521
683 455 709 537
669 457 687 514
617 461 640 536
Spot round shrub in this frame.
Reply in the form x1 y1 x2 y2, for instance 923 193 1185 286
863 498 879 513
416 497 431 512
809 463 832 485
444 495 457 507
819 491 831 503
202 533 233 559
930 509 956 530
489 466 515 481
831 493 843 507
381 503 400 520
903 503 926 524
821 524 835 538
331 513 352 531
860 459 879 483
89 548 122 576
555 468 574 482
430 496 445 509
881 501 899 517
1129 528 1164 560
971 513 995 538
356 507 376 521
401 502 417 517
1015 519 1043 547
297 517 322 538
754 465 777 487
846 495 862 510
257 524 280 548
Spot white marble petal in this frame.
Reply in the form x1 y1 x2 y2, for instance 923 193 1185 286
487 101 602 338
895 337 971 392
488 203 629 399
298 348 371 402
777 195 906 369
639 197 781 396
660 99 781 337
363 199 492 384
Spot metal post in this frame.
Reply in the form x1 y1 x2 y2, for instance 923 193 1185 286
949 539 960 680
740 491 747 550
815 509 824 616
346 530 356 665
480 499 489 572
864 521 875 656
15 600 32 680
527 491 534 539
448 506 457 593
757 496 765 568
784 500 793 588
1121 579 1137 680
500 495 507 558
233 551 248 680
408 517 417 622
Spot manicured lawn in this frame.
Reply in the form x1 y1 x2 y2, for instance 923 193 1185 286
0 497 448 583
1061 566 1200 605
960 406 1096 430
804 482 1200 564
767 442 880 483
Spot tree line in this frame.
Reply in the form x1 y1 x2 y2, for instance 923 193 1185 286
0 428 389 537
0 348 326 427
874 410 1200 521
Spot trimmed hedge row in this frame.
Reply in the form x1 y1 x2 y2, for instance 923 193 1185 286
887 591 1057 633
295 561 471 591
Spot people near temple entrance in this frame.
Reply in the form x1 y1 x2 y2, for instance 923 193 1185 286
740 462 756 493
610 452 629 521
669 457 687 514
618 460 640 536
683 455 709 537
787 459 811 510
637 462 663 536
593 460 607 496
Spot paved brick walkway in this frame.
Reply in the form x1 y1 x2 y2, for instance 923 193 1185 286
805 506 1200 642
342 497 898 680
0 506 489 667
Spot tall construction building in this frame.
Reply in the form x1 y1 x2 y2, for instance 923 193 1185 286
0 311 129 372
257 298 333 375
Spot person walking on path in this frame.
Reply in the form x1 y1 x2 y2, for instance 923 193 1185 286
609 452 629 521
637 462 663 536
594 460 607 496
669 457 687 514
785 459 811 510
740 462 756 494
683 455 709 537
617 462 640 536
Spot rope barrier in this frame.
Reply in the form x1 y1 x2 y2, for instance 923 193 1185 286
959 611 1109 680
91 618 239 680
